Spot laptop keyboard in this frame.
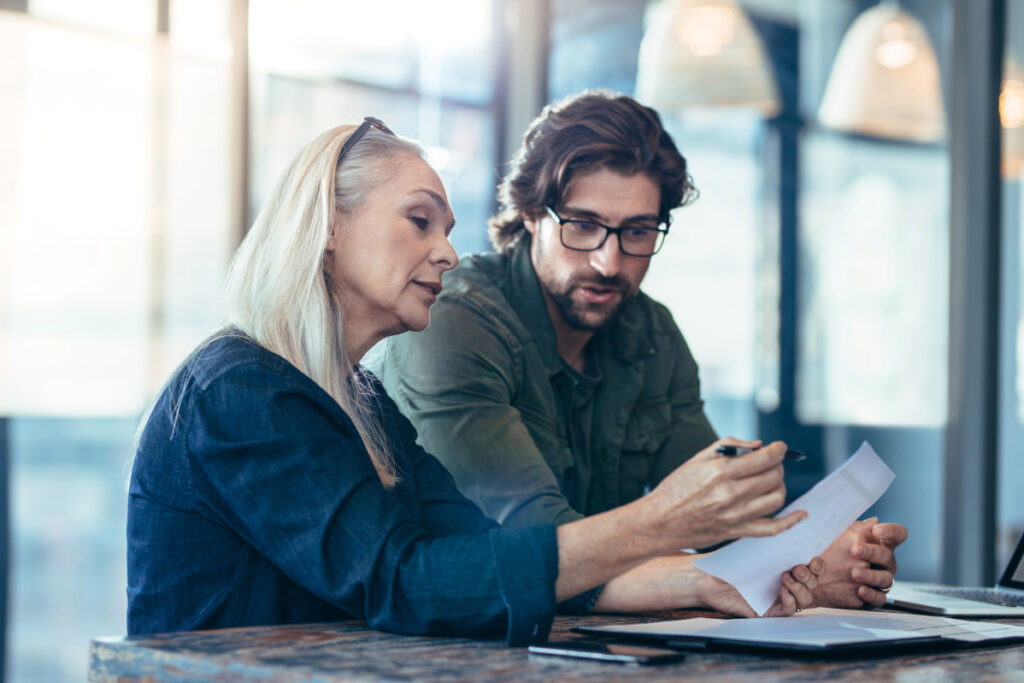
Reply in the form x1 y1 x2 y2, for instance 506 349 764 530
922 587 1024 607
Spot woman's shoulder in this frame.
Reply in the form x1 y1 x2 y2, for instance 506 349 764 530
182 333 292 389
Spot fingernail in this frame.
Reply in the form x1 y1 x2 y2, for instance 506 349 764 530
853 544 865 557
853 568 868 580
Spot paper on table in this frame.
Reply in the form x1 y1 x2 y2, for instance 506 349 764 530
793 608 1024 643
694 441 895 616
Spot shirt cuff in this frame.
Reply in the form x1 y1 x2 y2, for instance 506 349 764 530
557 584 604 615
489 524 558 646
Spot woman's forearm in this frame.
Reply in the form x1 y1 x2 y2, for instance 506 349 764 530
554 497 670 602
592 552 706 612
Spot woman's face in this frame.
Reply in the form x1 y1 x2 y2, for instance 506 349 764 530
326 153 458 361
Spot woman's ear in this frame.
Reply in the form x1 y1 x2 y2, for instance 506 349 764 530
325 219 340 253
523 216 539 236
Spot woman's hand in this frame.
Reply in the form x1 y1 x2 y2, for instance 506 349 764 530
764 557 824 616
643 438 807 552
694 557 823 617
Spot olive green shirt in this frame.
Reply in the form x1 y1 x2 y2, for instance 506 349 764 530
378 235 717 528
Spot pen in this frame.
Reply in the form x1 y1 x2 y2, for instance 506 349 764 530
716 445 807 462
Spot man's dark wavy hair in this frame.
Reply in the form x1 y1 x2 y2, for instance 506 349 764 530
488 90 698 252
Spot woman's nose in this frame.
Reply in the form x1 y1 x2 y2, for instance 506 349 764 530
434 235 458 271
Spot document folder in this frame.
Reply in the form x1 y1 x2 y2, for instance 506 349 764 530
575 608 1024 656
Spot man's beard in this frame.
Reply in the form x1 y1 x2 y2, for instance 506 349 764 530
546 275 635 332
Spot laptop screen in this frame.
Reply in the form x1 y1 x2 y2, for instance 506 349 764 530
999 530 1024 589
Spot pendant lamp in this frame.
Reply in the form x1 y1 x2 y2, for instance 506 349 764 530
1002 55 1024 179
817 1 945 143
635 0 781 116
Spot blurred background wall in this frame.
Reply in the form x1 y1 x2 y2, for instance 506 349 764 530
0 0 1022 680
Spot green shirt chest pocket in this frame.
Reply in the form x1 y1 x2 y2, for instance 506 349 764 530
617 398 672 502
621 398 673 452
518 403 574 477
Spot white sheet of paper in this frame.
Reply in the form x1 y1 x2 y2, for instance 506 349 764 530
694 441 895 615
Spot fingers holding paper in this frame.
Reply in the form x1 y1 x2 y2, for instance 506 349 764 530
766 557 825 616
697 557 824 618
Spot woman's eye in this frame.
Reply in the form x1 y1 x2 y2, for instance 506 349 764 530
409 216 429 230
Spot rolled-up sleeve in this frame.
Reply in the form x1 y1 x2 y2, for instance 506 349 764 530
186 359 558 646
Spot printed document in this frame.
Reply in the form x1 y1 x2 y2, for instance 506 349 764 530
695 441 895 615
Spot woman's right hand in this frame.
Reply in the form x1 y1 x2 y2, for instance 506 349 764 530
643 438 807 552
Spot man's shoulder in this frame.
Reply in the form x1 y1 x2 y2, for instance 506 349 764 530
443 251 508 299
429 251 529 338
621 290 684 341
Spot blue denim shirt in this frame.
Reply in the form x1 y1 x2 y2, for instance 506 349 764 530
127 335 559 646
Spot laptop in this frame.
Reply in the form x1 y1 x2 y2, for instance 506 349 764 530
885 529 1024 617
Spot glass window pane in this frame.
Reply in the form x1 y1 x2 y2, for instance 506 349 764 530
1 9 234 681
249 0 496 104
28 0 155 35
797 133 949 426
10 417 133 682
250 47 498 258
644 111 771 439
795 0 952 583
998 0 1024 572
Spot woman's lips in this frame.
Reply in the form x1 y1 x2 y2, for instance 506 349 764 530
413 281 442 298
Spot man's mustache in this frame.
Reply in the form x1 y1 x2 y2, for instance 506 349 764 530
571 275 631 292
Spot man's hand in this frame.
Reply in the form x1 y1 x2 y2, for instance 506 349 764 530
812 517 908 608
646 438 807 552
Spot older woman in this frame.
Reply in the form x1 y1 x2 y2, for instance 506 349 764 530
126 118 818 646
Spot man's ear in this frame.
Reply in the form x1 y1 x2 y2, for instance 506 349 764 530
523 215 539 236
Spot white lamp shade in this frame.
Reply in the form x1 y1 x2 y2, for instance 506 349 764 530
1003 56 1024 178
636 0 781 116
818 3 945 143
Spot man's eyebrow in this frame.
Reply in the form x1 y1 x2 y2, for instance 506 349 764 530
561 205 661 224
411 188 456 230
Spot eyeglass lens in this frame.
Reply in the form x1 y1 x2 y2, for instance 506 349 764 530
560 220 666 256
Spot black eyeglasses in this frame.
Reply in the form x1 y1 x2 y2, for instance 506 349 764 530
545 206 670 257
337 116 395 165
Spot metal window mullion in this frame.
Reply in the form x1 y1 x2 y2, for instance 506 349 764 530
942 0 1005 586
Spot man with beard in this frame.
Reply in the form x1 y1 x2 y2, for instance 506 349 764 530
378 90 906 612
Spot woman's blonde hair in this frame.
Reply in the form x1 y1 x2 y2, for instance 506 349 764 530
223 123 424 487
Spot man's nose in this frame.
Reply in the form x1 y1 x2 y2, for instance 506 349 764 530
588 235 623 277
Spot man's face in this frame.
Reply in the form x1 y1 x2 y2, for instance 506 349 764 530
524 168 661 332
